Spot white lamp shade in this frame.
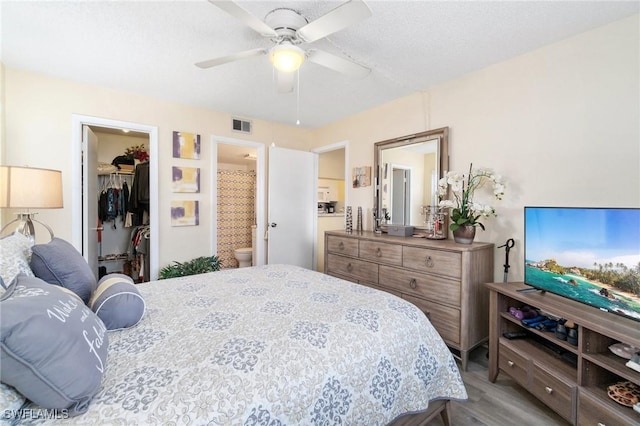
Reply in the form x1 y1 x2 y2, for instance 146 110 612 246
269 44 305 73
0 166 63 209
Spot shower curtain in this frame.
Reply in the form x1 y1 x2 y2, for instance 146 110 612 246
217 169 256 268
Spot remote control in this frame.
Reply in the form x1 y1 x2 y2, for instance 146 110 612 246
503 331 528 339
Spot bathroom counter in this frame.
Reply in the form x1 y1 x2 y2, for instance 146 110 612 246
318 213 345 217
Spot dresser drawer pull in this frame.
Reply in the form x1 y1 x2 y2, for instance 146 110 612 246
376 248 382 257
424 256 434 267
507 360 514 367
338 242 344 250
409 278 417 289
544 386 553 394
346 263 353 272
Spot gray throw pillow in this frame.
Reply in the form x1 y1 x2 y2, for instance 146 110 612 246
90 273 145 330
0 275 108 416
30 238 97 304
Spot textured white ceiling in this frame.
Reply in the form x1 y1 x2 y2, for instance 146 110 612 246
1 1 638 128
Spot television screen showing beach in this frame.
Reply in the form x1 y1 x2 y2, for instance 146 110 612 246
525 207 640 322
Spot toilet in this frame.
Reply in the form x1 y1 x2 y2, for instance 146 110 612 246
234 247 252 268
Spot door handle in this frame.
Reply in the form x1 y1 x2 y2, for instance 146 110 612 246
425 256 434 268
270 223 277 228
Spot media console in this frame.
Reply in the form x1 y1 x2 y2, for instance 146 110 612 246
487 282 640 425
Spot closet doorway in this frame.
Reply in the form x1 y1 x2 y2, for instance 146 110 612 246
71 115 159 280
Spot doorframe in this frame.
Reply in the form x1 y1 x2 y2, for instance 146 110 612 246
389 164 412 225
71 114 159 280
312 140 349 267
210 135 266 266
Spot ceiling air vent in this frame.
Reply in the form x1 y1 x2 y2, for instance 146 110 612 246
232 118 252 134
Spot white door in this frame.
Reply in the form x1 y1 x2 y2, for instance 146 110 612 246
82 125 99 279
268 146 316 269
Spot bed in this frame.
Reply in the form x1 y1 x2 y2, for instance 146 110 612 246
3 263 467 425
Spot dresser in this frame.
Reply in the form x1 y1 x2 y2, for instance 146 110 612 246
324 230 494 370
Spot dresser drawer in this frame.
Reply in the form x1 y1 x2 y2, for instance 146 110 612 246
402 294 460 345
359 240 402 265
498 341 529 387
326 236 359 257
379 265 461 307
578 389 638 426
531 363 576 423
402 246 461 279
326 254 378 283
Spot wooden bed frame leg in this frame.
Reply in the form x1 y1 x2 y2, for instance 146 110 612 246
440 401 451 426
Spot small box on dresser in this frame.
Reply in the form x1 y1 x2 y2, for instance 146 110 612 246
386 225 414 237
324 230 494 370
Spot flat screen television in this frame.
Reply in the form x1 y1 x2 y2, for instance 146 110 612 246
524 206 640 322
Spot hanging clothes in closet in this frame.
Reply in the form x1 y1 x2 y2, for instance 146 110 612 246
127 161 150 227
96 172 133 280
129 225 150 282
98 173 130 229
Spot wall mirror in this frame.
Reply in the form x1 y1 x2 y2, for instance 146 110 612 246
374 127 449 228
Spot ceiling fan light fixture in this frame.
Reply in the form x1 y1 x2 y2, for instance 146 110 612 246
270 43 305 73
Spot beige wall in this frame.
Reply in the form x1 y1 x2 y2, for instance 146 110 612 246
2 69 313 269
93 130 149 165
318 148 345 179
2 15 638 282
312 15 640 282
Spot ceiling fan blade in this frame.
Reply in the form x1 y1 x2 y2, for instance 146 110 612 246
307 49 370 79
276 70 295 94
195 48 267 69
297 0 372 43
208 0 277 38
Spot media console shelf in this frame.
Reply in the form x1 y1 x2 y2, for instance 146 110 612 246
487 282 640 425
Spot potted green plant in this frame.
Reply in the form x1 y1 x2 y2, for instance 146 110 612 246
159 255 221 279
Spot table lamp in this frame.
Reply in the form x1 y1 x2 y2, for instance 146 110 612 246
0 165 63 241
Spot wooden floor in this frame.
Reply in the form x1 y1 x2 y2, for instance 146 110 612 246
429 346 570 426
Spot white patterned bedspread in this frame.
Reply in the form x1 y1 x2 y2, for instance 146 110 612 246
25 264 467 425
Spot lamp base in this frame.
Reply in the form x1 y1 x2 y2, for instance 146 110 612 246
0 212 55 242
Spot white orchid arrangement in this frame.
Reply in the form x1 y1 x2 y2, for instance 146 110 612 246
438 163 505 231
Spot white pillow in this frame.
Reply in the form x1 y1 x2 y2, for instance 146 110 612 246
0 382 26 414
0 233 34 294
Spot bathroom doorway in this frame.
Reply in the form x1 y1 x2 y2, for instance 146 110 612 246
211 136 266 268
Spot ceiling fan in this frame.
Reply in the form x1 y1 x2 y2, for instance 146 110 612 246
196 0 372 93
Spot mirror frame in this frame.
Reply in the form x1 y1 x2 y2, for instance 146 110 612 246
373 127 449 229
